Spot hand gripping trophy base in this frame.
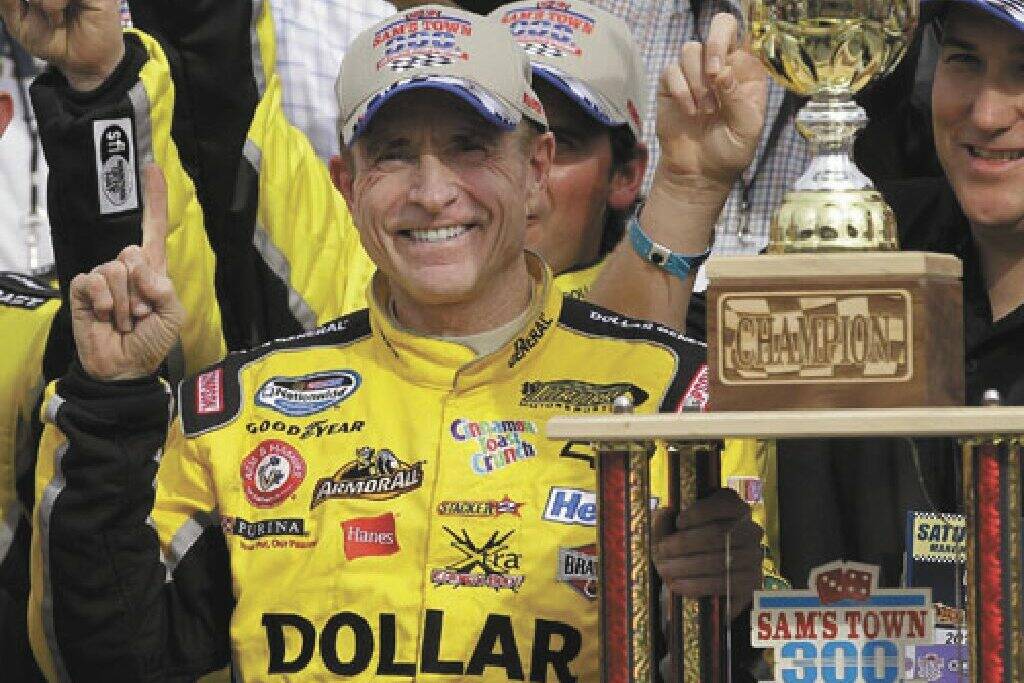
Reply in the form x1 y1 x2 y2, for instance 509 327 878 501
768 98 898 253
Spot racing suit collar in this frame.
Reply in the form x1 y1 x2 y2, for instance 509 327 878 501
368 252 562 390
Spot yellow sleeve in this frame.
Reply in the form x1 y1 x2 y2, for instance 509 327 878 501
242 3 377 325
130 29 228 375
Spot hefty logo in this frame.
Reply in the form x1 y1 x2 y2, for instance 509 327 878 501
815 565 875 605
342 513 400 560
542 487 596 527
196 367 224 415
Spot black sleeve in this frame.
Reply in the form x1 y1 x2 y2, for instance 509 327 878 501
30 35 150 306
39 364 232 681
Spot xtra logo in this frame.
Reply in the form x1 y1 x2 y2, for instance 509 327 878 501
311 446 424 508
542 487 596 526
430 527 525 592
240 440 307 508
450 418 538 475
519 380 648 412
557 544 598 600
437 495 524 518
342 512 400 560
255 370 360 417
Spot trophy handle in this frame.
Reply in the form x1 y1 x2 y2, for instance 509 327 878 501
668 441 725 683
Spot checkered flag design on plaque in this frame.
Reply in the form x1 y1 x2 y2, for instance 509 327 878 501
720 292 909 381
521 42 566 58
387 53 454 72
989 0 1024 23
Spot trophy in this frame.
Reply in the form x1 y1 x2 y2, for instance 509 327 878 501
747 0 918 252
551 3 1020 682
707 0 963 411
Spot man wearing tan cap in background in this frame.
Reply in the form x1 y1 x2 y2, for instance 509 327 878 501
6 2 766 680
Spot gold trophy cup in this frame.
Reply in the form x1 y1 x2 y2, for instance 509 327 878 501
747 0 918 251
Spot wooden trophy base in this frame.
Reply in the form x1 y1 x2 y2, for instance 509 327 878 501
706 252 964 410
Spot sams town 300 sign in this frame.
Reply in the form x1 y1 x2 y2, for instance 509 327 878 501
752 562 933 683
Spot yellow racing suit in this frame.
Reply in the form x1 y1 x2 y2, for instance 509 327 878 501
30 260 707 681
0 273 58 681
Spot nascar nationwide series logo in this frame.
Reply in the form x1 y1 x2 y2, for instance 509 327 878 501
431 527 525 592
437 495 524 518
557 544 597 600
752 561 934 682
255 370 361 417
311 446 424 508
519 380 648 412
240 440 307 508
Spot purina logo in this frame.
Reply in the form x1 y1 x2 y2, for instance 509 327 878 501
255 370 360 417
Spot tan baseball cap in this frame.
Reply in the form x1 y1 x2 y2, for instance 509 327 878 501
337 4 548 145
490 0 646 139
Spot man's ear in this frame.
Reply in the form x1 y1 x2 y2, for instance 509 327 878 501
0 92 13 139
607 142 648 211
330 152 356 205
527 130 556 206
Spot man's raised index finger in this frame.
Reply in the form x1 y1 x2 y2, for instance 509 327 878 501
704 12 739 75
140 162 169 273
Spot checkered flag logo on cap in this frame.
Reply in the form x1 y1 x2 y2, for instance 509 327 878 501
388 53 455 72
521 42 566 58
989 0 1024 22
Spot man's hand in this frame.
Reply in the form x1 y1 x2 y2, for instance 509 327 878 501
656 12 768 189
70 164 184 381
653 488 763 620
0 0 124 91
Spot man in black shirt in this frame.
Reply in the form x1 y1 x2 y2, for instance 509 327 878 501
674 0 1024 588
784 0 1024 586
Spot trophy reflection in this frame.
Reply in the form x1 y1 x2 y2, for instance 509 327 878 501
746 0 918 251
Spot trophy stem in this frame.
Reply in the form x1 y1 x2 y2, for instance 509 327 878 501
768 96 898 253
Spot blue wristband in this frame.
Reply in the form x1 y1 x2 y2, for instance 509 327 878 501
628 215 712 281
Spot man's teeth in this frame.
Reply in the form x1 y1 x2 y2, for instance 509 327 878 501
404 225 472 242
969 146 1024 161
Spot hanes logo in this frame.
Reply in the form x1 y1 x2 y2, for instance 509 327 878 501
240 440 306 508
342 513 400 560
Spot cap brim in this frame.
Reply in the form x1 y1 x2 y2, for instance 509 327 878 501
921 0 1024 31
531 64 625 130
346 76 520 145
